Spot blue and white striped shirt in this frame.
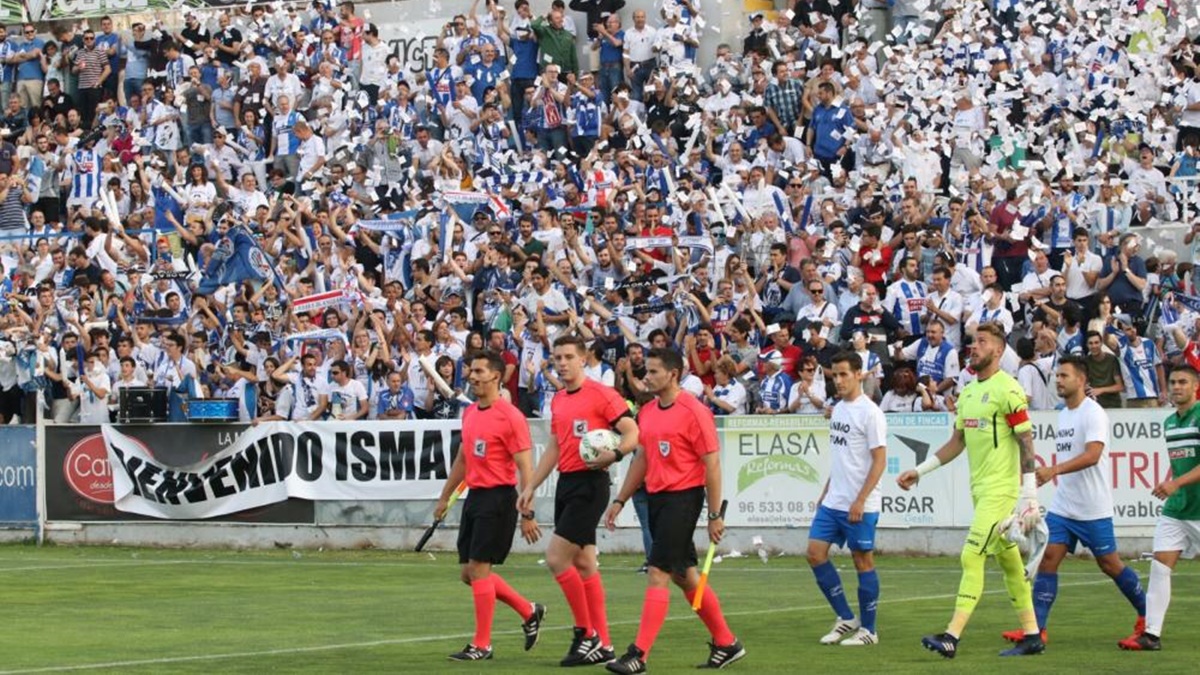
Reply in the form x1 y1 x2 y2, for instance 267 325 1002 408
571 92 602 138
70 150 102 202
272 111 301 156
887 279 928 336
759 371 792 412
1118 335 1161 401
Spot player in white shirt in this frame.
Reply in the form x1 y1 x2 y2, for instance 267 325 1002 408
808 351 887 646
317 360 369 420
1000 356 1147 646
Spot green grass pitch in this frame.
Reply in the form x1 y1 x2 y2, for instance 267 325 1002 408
0 545 1194 673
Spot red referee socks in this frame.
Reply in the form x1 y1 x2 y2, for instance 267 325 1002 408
582 572 611 646
634 586 671 657
685 585 736 646
492 573 534 621
471 576 497 648
555 567 593 632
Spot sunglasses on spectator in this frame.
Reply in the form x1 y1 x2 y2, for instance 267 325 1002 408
809 287 823 294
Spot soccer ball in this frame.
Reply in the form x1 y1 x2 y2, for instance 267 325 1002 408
579 429 620 464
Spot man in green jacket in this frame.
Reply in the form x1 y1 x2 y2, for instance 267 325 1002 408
532 8 578 78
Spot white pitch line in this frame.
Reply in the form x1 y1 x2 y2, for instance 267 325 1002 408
0 580 1114 674
0 556 1192 575
0 561 199 574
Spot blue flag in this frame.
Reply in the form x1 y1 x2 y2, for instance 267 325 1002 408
196 228 281 295
1171 292 1200 316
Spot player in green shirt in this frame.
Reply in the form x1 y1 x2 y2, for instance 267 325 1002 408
1119 364 1200 651
898 322 1044 658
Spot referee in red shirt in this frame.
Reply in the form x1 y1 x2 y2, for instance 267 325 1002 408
518 335 640 666
603 348 746 673
434 351 545 662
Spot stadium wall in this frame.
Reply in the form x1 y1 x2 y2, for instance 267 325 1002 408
21 410 1171 557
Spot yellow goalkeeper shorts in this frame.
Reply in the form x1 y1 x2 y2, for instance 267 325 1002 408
964 495 1018 557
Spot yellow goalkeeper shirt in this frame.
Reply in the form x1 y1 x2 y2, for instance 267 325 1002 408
954 370 1033 502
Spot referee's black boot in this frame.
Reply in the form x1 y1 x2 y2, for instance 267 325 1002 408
522 602 547 651
697 638 746 669
448 643 493 661
561 627 602 666
605 644 647 674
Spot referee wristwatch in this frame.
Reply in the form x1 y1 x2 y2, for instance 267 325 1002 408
707 510 723 521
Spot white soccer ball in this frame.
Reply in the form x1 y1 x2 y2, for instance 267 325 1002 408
579 429 620 463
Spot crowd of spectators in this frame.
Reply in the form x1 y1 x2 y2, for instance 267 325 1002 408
0 0 1198 425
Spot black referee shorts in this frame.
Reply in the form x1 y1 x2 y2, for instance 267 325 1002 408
554 470 611 547
647 486 705 576
457 486 519 565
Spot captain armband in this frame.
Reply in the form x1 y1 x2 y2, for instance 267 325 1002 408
1005 409 1030 428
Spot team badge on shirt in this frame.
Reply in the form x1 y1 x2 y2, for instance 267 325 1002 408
572 419 587 437
248 247 274 280
474 439 486 458
659 441 671 457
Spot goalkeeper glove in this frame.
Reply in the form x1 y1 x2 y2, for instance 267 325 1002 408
1000 513 1049 581
1016 472 1041 533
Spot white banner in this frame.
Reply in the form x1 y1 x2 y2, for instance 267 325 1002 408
97 410 1172 528
623 236 713 254
292 290 347 315
103 421 461 519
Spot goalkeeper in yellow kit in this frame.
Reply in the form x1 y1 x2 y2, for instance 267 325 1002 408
897 322 1045 658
